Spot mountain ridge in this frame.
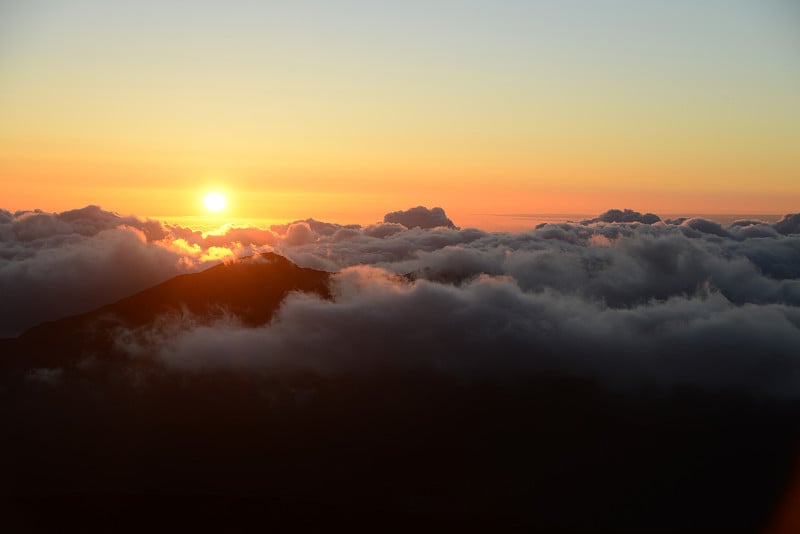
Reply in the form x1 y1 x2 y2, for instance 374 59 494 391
1 252 332 369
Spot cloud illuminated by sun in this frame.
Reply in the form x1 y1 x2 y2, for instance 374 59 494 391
204 192 227 212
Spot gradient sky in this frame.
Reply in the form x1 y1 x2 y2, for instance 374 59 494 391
1 0 798 227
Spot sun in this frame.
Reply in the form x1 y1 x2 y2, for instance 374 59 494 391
204 192 227 212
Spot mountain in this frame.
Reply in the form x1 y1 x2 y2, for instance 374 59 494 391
1 252 331 369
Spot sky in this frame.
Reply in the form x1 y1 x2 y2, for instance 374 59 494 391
1 0 798 228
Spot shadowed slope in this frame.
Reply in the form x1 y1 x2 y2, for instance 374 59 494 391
2 252 331 368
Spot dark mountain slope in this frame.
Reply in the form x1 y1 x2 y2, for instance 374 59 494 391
1 252 331 369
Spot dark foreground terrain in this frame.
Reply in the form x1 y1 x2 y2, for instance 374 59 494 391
5 373 800 532
2 254 800 532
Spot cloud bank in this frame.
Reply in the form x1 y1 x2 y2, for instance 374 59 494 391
0 206 276 337
144 268 800 395
4 204 800 395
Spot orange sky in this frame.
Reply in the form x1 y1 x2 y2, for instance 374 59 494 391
1 2 798 229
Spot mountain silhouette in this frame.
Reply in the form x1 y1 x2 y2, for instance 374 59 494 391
1 252 331 369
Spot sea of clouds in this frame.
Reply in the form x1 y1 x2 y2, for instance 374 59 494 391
3 204 800 394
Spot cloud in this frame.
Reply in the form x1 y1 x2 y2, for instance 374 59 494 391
283 222 316 246
123 266 800 396
383 205 458 230
102 206 800 396
0 223 182 337
166 224 276 249
269 211 800 316
271 218 360 237
581 208 661 225
0 206 278 337
4 203 800 397
775 213 800 236
678 218 733 238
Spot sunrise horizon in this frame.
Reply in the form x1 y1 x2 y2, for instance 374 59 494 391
3 2 799 225
3 2 800 531
2 201 791 235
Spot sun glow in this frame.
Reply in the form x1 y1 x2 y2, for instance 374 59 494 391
204 192 227 212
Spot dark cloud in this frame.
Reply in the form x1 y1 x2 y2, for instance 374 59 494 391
383 205 458 229
679 217 733 239
582 208 661 225
775 213 800 236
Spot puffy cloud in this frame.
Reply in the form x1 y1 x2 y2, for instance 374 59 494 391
0 205 168 244
581 208 661 225
363 222 406 239
0 206 278 337
0 224 184 337
121 266 800 396
383 205 458 229
283 222 316 246
81 206 800 395
270 218 360 237
4 203 800 399
679 218 733 239
266 213 800 317
775 213 800 236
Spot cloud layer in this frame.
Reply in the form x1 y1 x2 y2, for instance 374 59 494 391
4 204 800 395
0 206 276 337
143 269 800 394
